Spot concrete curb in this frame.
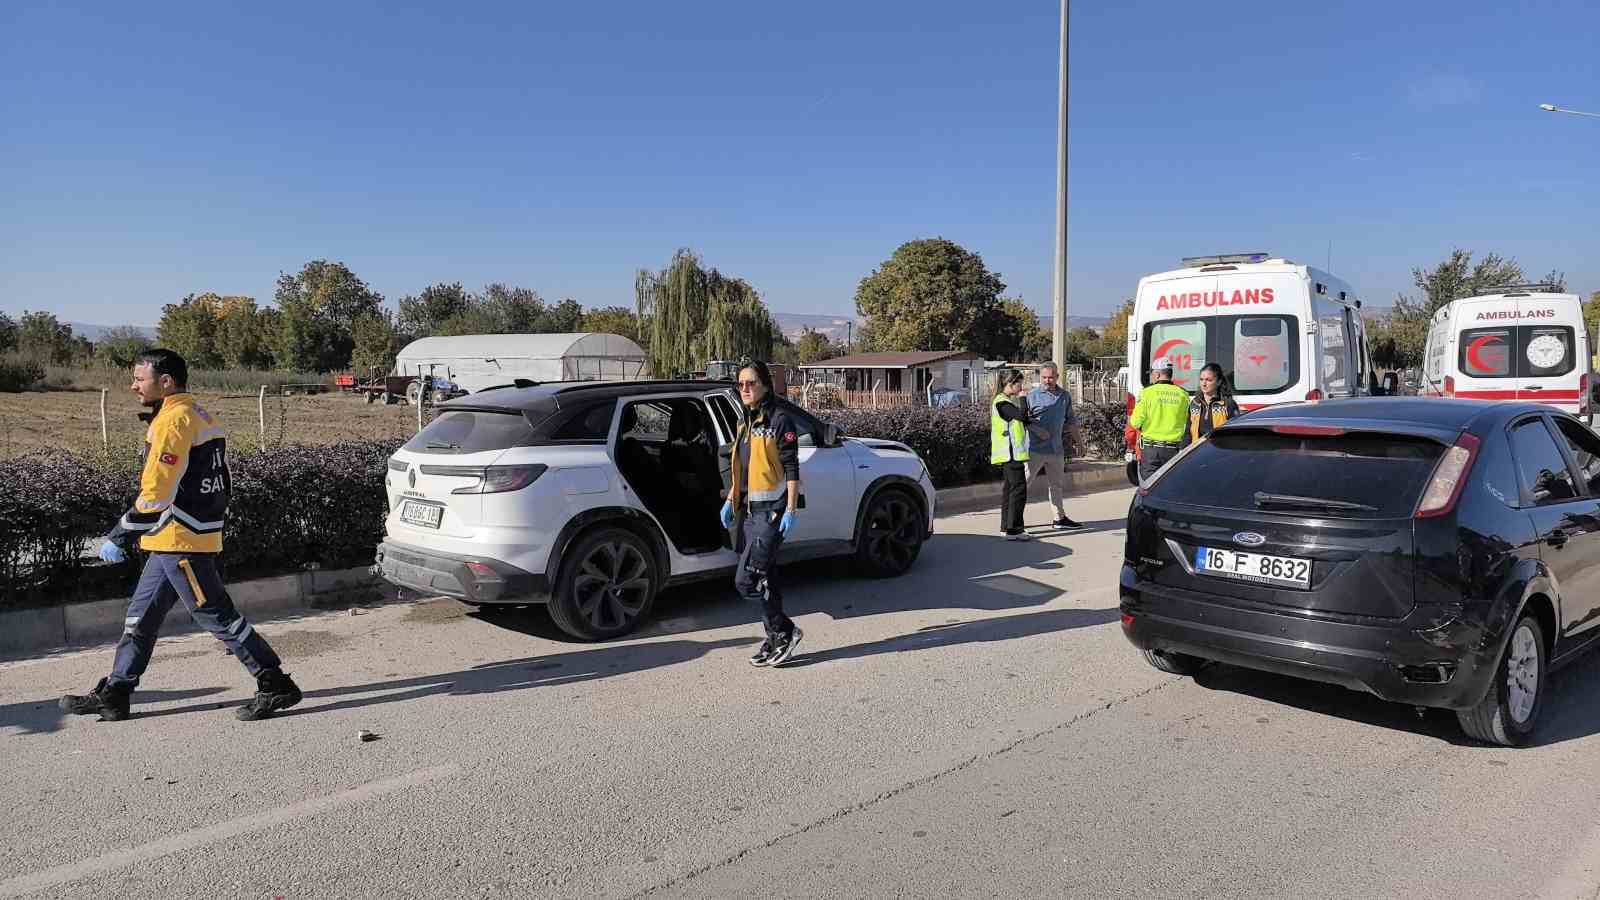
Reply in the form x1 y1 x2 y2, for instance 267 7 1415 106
933 460 1128 512
0 565 385 662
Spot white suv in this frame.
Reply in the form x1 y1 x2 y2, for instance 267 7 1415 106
375 380 936 639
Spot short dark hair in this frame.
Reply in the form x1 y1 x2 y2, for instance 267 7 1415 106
136 348 188 389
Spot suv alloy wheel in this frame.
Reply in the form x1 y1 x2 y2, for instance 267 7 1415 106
548 527 658 641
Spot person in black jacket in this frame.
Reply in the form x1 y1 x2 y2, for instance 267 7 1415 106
1181 362 1241 448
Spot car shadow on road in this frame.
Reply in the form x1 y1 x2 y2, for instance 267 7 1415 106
1189 649 1600 749
0 687 228 736
781 607 1121 669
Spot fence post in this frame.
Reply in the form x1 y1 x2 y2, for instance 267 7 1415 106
257 385 266 447
99 389 109 451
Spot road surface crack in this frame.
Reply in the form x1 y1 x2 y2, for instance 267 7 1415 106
629 676 1180 898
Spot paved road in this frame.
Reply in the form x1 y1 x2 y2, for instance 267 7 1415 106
3 487 1599 899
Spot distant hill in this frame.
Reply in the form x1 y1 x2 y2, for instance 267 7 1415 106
68 322 157 341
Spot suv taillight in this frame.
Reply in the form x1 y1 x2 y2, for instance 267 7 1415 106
1415 433 1479 518
1442 375 1455 398
423 464 549 495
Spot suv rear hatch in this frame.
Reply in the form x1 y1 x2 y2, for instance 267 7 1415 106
387 406 542 540
1130 425 1447 619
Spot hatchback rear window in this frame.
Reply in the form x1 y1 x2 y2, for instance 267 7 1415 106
402 410 536 454
1149 429 1445 518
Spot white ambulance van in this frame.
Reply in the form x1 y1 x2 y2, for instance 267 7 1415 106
1123 253 1380 481
1420 284 1592 426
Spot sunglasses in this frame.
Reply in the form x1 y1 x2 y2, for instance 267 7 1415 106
737 380 762 388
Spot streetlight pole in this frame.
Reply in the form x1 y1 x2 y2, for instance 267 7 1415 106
1539 103 1600 119
1050 0 1069 369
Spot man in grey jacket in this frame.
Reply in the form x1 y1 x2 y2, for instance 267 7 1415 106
1025 362 1083 530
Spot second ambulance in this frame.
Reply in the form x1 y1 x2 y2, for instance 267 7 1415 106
1420 283 1593 427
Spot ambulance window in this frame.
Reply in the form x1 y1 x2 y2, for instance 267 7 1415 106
1232 317 1292 392
1145 320 1207 390
1521 326 1574 378
1460 328 1513 378
1318 310 1349 395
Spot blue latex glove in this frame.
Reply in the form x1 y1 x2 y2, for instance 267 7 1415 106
779 510 796 536
99 542 127 564
720 502 734 529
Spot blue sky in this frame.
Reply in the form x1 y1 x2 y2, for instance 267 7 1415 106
2 0 1595 328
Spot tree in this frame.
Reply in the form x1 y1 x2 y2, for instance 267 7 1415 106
214 297 274 369
581 306 644 342
636 249 776 376
1057 326 1101 368
1405 248 1563 319
397 282 474 337
854 238 1007 356
94 326 151 369
540 298 584 333
988 299 1052 362
1094 299 1136 360
770 333 799 366
351 311 402 373
274 260 382 371
16 311 77 365
157 294 225 370
1365 310 1428 371
794 327 839 365
480 283 545 333
0 313 16 353
1584 291 1600 345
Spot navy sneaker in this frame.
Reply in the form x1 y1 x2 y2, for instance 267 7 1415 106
767 627 804 667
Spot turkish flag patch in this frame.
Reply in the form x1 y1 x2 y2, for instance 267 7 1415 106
784 432 796 443
159 453 179 465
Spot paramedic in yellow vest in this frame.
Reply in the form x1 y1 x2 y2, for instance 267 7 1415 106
59 349 303 723
721 361 805 668
1128 356 1190 483
990 368 1035 541
1181 362 1240 449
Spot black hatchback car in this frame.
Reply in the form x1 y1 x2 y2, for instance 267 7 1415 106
1120 398 1600 746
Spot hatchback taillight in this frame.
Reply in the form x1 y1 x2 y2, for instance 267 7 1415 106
1415 433 1479 518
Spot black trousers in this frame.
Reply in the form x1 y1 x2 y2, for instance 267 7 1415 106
1000 461 1028 534
1138 442 1179 483
734 500 793 641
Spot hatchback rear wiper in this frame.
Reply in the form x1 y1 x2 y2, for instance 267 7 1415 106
1253 491 1378 512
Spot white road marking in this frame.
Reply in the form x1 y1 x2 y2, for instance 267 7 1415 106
0 763 462 898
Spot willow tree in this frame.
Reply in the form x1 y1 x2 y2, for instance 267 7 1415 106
636 249 774 376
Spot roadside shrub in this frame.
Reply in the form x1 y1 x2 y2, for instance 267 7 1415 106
0 439 402 610
810 400 1127 490
0 358 47 392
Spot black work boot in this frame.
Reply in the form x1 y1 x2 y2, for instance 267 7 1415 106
235 669 303 721
59 677 132 722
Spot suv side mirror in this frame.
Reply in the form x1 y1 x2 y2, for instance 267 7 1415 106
822 423 844 447
1381 372 1399 396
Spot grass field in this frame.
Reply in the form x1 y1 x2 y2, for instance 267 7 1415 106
0 388 421 458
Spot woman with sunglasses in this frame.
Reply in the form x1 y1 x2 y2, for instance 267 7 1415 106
720 361 805 667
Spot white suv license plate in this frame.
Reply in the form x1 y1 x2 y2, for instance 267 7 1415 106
400 501 443 529
1195 546 1310 588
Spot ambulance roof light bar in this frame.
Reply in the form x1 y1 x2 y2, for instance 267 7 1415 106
1480 282 1564 296
1181 252 1271 268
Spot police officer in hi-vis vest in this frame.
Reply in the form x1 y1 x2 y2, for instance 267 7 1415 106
1128 356 1191 483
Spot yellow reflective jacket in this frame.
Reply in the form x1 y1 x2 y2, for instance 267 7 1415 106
107 393 229 554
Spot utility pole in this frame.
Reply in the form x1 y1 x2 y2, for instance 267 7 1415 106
1051 0 1070 368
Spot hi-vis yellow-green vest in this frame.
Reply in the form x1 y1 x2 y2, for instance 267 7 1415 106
990 394 1029 464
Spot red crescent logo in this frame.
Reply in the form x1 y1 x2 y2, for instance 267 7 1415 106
1466 335 1503 374
1153 338 1187 360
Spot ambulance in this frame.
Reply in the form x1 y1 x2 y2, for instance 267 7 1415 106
1123 253 1381 482
1420 284 1592 426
